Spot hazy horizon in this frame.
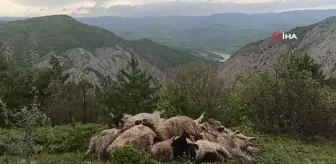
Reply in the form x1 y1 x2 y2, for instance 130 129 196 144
1 0 336 17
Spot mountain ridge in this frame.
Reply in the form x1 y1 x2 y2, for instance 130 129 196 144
219 16 336 83
77 9 336 57
0 15 203 84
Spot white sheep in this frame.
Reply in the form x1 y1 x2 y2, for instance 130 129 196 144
106 124 157 154
119 110 165 131
149 112 206 142
84 128 122 160
194 140 235 163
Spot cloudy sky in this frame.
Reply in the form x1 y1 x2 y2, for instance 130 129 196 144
1 0 336 17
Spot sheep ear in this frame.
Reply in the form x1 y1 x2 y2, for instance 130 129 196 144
172 136 177 142
195 111 206 123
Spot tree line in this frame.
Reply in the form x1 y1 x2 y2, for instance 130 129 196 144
1 51 336 140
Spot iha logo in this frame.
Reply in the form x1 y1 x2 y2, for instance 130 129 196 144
272 31 298 42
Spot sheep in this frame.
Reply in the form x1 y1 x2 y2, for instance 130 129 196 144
170 131 199 161
150 138 174 162
194 140 235 163
106 124 157 154
149 134 197 162
206 118 226 132
206 118 256 141
84 128 123 160
119 110 165 131
147 112 206 142
201 128 255 163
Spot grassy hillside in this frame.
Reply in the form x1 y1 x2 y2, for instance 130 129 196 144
147 26 275 54
94 23 275 55
0 15 204 69
127 38 205 68
0 15 125 58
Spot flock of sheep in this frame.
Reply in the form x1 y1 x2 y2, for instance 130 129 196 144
84 110 259 163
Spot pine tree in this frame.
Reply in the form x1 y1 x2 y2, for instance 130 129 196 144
102 54 159 122
78 77 94 124
49 54 63 81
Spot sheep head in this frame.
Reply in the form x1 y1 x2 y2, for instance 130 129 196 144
207 118 226 132
184 120 205 141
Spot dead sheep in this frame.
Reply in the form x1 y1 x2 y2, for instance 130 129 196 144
106 124 157 154
84 128 123 160
149 134 196 162
119 110 165 131
201 128 255 163
154 135 234 163
206 118 256 141
194 140 235 163
149 138 174 162
170 132 199 161
148 112 206 142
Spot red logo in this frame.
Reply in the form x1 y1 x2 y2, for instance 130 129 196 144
272 31 282 42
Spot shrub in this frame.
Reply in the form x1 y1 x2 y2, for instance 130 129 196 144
157 63 230 120
0 123 107 155
109 147 160 164
235 51 336 139
35 123 107 153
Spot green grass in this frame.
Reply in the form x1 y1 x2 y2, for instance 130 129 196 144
1 134 336 164
256 135 336 164
0 15 205 69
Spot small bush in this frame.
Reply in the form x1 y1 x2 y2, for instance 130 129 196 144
156 63 229 120
0 123 107 155
109 147 160 164
35 123 107 153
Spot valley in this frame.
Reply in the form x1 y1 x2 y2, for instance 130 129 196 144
1 7 336 164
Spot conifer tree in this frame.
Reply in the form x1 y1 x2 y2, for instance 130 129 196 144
102 53 159 123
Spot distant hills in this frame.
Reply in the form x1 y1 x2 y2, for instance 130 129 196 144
2 9 336 61
219 16 336 83
1 10 335 84
78 9 336 57
0 15 205 84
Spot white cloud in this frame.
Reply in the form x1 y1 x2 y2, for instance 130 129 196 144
1 0 336 17
0 0 96 16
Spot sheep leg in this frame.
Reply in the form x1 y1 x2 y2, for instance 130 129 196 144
84 136 98 160
235 134 256 141
246 146 259 153
217 147 235 160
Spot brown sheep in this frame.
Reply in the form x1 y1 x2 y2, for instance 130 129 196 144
206 118 256 141
146 112 206 142
201 128 255 163
149 135 196 162
170 131 199 161
149 138 175 162
119 110 165 131
106 124 157 154
84 128 122 160
194 140 235 163
154 132 234 163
